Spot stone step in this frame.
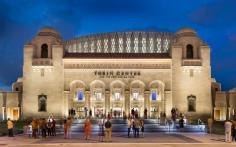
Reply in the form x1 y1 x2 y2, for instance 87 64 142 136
55 119 205 133
56 124 205 133
71 119 160 124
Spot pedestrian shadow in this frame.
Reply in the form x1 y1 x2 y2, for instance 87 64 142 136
210 138 225 142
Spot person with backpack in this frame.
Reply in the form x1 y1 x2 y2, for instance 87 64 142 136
105 116 112 142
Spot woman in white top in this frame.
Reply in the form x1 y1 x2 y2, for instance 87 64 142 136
98 118 105 142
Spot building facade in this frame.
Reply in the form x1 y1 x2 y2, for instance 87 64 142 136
0 27 235 121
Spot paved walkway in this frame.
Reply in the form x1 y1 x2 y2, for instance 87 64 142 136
0 132 234 146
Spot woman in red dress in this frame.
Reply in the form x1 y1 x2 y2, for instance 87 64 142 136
85 117 91 140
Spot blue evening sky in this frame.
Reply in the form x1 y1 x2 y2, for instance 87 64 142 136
0 0 235 91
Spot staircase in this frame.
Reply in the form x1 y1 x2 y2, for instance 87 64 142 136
56 119 206 133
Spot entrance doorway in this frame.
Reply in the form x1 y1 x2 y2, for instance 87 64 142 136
131 107 140 118
150 106 158 118
214 109 220 120
94 107 104 118
6 107 19 120
112 107 122 118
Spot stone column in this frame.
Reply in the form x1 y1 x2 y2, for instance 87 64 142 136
125 90 130 116
85 91 90 111
85 91 90 118
105 90 110 116
213 107 215 120
63 91 70 117
226 92 230 120
3 92 7 120
144 90 150 118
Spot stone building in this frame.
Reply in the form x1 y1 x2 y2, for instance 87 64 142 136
0 27 235 121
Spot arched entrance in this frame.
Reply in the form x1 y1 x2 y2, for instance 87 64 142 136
130 80 145 118
149 80 165 119
69 80 86 118
110 80 125 118
90 80 105 118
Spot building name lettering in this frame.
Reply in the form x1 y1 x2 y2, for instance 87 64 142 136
94 70 141 78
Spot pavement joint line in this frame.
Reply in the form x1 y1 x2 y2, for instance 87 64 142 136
6 142 234 145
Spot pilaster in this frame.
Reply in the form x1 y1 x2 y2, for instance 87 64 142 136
125 90 130 116
105 90 110 115
144 90 150 117
63 91 69 117
85 91 90 111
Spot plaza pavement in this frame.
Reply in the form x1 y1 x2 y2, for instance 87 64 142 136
0 132 235 147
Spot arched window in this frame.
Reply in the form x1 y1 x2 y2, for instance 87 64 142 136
41 44 48 58
38 94 47 112
187 95 196 112
186 44 194 59
77 91 84 101
151 89 158 101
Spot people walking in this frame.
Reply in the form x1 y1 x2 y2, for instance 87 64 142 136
28 123 32 137
63 118 68 139
7 118 14 137
234 120 236 142
105 116 112 142
141 118 144 137
127 117 131 137
66 117 72 139
179 116 184 129
41 118 47 139
32 119 38 138
52 118 56 136
134 115 140 138
131 118 135 136
207 117 213 134
85 117 91 140
225 120 232 143
131 108 135 118
23 124 28 137
231 121 236 142
89 110 92 117
98 118 105 142
38 118 42 136
47 119 52 136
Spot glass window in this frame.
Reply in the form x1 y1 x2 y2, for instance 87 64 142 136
150 107 158 112
95 91 102 101
41 44 48 58
152 91 157 101
186 44 194 59
133 92 139 100
150 89 160 101
114 92 121 101
77 91 84 101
